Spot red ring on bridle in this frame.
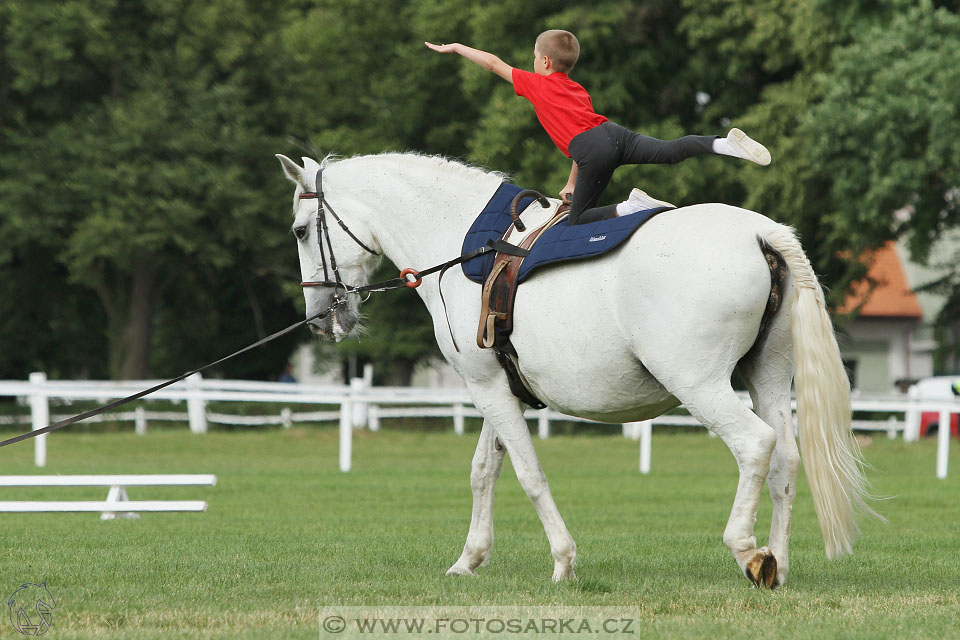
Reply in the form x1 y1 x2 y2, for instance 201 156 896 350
400 268 422 288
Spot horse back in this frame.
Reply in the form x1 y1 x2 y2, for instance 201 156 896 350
506 204 781 418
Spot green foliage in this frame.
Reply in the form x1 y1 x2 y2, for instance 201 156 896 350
0 0 302 379
2 0 959 382
806 2 960 263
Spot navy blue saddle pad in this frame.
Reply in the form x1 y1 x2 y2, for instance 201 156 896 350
461 182 670 284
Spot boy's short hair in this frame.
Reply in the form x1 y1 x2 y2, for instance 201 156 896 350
536 30 580 73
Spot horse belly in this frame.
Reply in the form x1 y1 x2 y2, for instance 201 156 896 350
509 274 680 422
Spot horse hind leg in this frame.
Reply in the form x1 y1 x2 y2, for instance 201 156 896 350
447 419 506 576
659 378 779 588
739 315 799 588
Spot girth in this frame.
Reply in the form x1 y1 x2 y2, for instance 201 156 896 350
477 190 569 408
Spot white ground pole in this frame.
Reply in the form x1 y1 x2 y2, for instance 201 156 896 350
0 474 217 519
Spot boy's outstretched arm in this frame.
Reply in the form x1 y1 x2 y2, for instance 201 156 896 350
425 42 513 82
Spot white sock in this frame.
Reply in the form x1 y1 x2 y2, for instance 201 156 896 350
615 200 633 216
712 136 739 158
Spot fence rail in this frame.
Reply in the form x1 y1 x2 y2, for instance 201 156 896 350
1 372 956 477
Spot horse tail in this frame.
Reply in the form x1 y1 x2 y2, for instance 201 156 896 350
760 225 883 559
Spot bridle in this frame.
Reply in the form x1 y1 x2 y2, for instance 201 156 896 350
294 165 512 349
298 168 380 300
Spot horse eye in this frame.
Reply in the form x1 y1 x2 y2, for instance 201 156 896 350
293 226 307 240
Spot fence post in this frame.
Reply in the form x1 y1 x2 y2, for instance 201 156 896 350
886 415 898 440
453 403 465 435
135 406 147 436
186 373 207 434
904 385 921 441
638 420 653 474
537 409 550 439
339 393 353 472
368 405 380 432
350 377 368 428
29 372 48 468
936 409 950 479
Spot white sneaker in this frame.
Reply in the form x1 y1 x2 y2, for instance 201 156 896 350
727 128 771 166
625 188 675 212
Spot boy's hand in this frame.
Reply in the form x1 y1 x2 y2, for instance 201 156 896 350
425 42 458 54
424 41 514 82
559 184 576 203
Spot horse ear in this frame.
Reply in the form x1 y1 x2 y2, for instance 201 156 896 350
301 156 321 174
275 154 307 190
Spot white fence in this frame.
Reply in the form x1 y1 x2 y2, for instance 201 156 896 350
1 372 957 477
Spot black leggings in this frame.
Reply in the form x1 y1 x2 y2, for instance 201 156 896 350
566 122 717 225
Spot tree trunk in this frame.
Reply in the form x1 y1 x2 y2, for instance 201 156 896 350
111 261 158 380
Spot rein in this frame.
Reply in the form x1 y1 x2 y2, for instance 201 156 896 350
0 237 497 450
0 167 507 449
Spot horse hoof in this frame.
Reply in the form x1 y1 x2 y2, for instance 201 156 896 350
552 565 577 582
744 548 778 589
445 564 477 577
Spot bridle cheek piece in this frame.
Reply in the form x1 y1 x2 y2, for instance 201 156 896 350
298 168 380 302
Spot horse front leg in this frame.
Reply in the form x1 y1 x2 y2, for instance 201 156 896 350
447 419 506 576
472 391 577 581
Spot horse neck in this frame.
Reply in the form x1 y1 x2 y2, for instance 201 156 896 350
328 154 504 270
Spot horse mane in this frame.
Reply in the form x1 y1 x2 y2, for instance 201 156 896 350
324 151 510 183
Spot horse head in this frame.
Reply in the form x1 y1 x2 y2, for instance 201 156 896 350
276 154 382 339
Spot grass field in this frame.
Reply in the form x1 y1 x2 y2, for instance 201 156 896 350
0 426 957 639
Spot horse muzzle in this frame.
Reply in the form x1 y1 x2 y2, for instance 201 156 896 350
307 305 358 341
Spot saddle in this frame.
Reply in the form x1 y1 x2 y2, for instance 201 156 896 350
477 191 569 408
462 184 674 408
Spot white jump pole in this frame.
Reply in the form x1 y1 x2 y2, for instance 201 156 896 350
29 372 48 467
936 409 950 479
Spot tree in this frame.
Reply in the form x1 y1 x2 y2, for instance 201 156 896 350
805 1 960 365
0 0 304 379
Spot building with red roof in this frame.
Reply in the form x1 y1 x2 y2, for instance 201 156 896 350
836 241 931 393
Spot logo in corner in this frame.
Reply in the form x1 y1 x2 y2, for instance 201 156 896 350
7 582 56 636
588 235 607 242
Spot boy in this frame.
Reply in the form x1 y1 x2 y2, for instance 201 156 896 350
425 31 771 225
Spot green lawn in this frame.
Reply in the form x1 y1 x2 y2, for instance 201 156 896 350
0 427 956 639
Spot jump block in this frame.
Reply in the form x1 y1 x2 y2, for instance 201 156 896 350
0 474 216 519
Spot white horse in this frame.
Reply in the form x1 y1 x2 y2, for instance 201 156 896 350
276 152 878 588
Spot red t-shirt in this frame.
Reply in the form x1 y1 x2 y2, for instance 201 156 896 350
512 68 608 157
